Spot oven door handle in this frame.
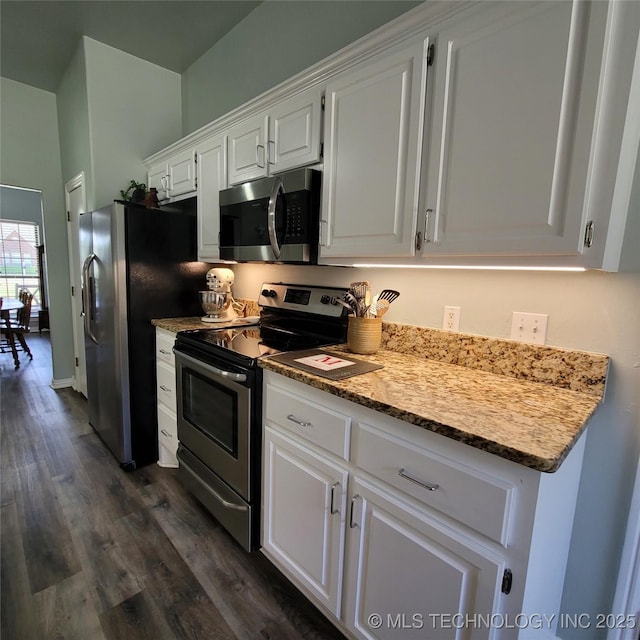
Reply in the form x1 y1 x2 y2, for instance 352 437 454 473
173 349 247 383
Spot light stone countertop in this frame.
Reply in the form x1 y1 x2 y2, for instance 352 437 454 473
258 321 609 474
259 347 604 473
152 312 608 473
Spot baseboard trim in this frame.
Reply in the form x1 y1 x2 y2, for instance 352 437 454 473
50 377 74 389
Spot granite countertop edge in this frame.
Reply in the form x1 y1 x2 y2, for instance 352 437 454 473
152 314 607 473
258 348 603 474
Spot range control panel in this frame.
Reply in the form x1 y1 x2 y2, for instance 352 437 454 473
258 283 348 317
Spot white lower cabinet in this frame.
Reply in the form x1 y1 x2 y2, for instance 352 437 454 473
262 370 586 640
344 476 503 640
155 327 179 468
263 426 348 616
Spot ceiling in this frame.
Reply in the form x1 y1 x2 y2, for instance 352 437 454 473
0 1 262 93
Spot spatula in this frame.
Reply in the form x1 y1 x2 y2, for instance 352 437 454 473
378 289 400 303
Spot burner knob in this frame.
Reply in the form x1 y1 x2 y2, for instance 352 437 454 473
320 294 330 304
261 288 277 298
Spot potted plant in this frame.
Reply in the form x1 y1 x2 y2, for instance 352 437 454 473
120 180 147 203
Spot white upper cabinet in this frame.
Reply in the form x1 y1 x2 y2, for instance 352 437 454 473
196 133 227 262
167 148 197 197
147 161 169 202
420 1 608 260
147 148 197 202
227 86 324 185
319 38 431 259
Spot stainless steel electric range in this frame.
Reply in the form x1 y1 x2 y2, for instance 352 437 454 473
173 283 349 551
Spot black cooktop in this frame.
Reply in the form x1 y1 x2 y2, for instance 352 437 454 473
175 282 350 367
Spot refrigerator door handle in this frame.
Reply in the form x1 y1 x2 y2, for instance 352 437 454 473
82 253 99 344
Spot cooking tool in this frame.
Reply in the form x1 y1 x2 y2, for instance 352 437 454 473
374 299 390 317
337 298 357 315
342 292 361 316
378 289 400 303
349 281 370 317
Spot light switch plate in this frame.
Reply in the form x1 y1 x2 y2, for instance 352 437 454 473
510 312 548 345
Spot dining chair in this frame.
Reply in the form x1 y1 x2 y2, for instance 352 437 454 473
0 289 34 368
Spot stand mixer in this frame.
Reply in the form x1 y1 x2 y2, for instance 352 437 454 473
199 268 243 323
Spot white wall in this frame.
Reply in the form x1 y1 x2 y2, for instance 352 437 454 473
83 37 182 209
0 77 74 384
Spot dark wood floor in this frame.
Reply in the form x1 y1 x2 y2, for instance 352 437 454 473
1 334 346 640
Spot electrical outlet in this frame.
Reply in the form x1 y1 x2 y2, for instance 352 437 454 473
510 312 548 344
443 306 461 332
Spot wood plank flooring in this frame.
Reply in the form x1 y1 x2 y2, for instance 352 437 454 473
1 334 346 640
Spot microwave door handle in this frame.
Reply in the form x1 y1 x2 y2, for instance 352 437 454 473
267 176 284 260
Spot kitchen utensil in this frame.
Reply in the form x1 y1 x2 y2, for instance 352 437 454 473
349 281 370 317
374 299 390 317
342 292 361 316
349 281 370 299
378 289 400 303
337 298 357 315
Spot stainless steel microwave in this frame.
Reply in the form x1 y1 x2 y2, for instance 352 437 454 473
219 168 320 264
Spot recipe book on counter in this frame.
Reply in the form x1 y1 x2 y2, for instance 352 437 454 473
267 349 383 380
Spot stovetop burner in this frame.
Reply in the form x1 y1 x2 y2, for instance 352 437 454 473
175 282 349 367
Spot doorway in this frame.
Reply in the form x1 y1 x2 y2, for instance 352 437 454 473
64 173 87 398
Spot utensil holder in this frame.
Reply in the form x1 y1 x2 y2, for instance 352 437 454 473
347 316 382 354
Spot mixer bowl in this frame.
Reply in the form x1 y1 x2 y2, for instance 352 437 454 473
199 289 231 319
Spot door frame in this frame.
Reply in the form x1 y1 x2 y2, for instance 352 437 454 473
64 172 87 397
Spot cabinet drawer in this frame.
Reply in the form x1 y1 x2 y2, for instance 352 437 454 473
265 383 351 460
158 404 178 467
156 361 176 411
156 329 176 366
354 421 514 545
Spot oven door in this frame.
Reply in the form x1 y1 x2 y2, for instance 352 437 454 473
174 349 252 501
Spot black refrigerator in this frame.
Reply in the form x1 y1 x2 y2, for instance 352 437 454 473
79 200 210 470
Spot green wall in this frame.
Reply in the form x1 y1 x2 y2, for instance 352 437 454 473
181 0 422 134
0 77 74 383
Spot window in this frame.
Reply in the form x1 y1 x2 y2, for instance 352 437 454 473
0 220 42 314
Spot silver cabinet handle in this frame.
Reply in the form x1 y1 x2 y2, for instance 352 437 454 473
256 144 266 168
330 481 340 515
287 414 312 427
349 494 361 528
159 385 171 392
160 429 172 438
159 349 171 355
398 468 439 492
267 176 285 259
267 139 276 165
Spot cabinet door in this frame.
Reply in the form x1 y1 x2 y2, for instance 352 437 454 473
147 161 169 202
344 477 504 640
262 426 348 617
268 87 323 174
197 134 227 261
168 148 196 197
320 38 430 259
422 1 605 258
228 113 269 185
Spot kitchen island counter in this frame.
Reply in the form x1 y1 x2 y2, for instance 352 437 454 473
259 326 609 473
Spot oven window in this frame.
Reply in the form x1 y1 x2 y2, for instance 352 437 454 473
182 369 238 458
